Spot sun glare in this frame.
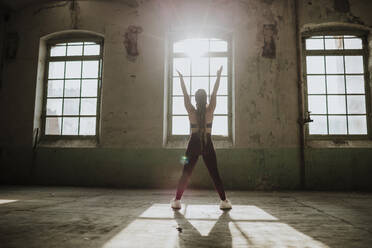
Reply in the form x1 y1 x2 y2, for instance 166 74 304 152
174 38 210 58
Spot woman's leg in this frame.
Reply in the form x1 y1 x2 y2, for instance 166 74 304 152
175 135 200 200
175 154 199 200
202 141 226 201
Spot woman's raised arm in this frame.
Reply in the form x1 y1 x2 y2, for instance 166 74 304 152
177 70 194 113
209 66 223 112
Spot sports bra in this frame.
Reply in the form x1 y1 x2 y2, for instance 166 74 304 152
191 123 212 128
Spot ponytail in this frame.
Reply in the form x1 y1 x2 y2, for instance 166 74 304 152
195 90 207 153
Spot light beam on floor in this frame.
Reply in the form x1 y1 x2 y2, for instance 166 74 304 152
103 204 329 248
0 199 18 205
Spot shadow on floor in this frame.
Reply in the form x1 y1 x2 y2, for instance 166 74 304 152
174 209 236 248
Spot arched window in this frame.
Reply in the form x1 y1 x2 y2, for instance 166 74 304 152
40 34 103 137
303 32 370 136
167 37 232 139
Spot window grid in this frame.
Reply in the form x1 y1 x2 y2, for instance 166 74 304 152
342 43 349 134
304 35 368 136
42 40 102 137
169 38 230 137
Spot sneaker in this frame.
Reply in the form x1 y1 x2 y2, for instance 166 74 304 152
171 198 181 209
219 199 232 210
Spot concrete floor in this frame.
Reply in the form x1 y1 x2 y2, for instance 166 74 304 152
0 187 371 248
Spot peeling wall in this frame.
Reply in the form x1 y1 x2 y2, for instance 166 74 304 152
298 0 372 26
0 0 300 149
0 0 371 190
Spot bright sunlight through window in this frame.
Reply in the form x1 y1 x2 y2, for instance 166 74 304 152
44 40 102 136
304 35 368 135
170 38 230 136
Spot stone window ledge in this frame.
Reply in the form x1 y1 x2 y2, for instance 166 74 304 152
306 139 372 148
38 138 99 148
164 138 233 149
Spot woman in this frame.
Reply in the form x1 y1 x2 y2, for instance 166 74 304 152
171 66 232 210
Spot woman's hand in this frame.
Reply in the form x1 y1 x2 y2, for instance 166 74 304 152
217 65 223 77
176 70 183 78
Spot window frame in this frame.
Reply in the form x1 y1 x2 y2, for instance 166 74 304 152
166 34 233 142
302 30 372 140
40 36 104 141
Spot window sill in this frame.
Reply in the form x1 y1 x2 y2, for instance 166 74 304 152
306 139 372 148
164 137 233 149
37 137 99 148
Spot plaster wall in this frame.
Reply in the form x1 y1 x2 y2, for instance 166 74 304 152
0 0 371 190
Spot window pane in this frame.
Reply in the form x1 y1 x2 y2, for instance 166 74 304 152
191 57 209 76
184 39 209 57
173 40 187 53
48 62 65 79
212 116 228 136
348 116 367 134
81 98 97 115
347 95 366 114
172 77 190 95
307 76 325 94
210 57 227 76
346 76 365 94
64 80 80 97
84 45 100 55
81 79 98 97
305 38 324 50
210 76 228 95
345 56 364 74
326 76 345 94
344 38 362 49
309 115 327 134
46 99 62 115
325 37 343 50
306 56 324 74
328 96 346 114
62 117 78 135
172 96 187 115
215 96 228 114
63 99 79 115
210 40 228 52
65 61 81 78
68 42 83 45
173 58 191 76
67 45 83 56
82 60 99 78
192 77 209 95
47 80 63 97
172 116 190 135
329 115 347 134
326 56 344 74
80 117 96 135
308 95 326 114
45 117 61 135
50 46 66 56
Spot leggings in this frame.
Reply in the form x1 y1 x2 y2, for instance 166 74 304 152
175 132 226 201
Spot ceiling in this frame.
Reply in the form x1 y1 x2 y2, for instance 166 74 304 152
0 0 139 11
